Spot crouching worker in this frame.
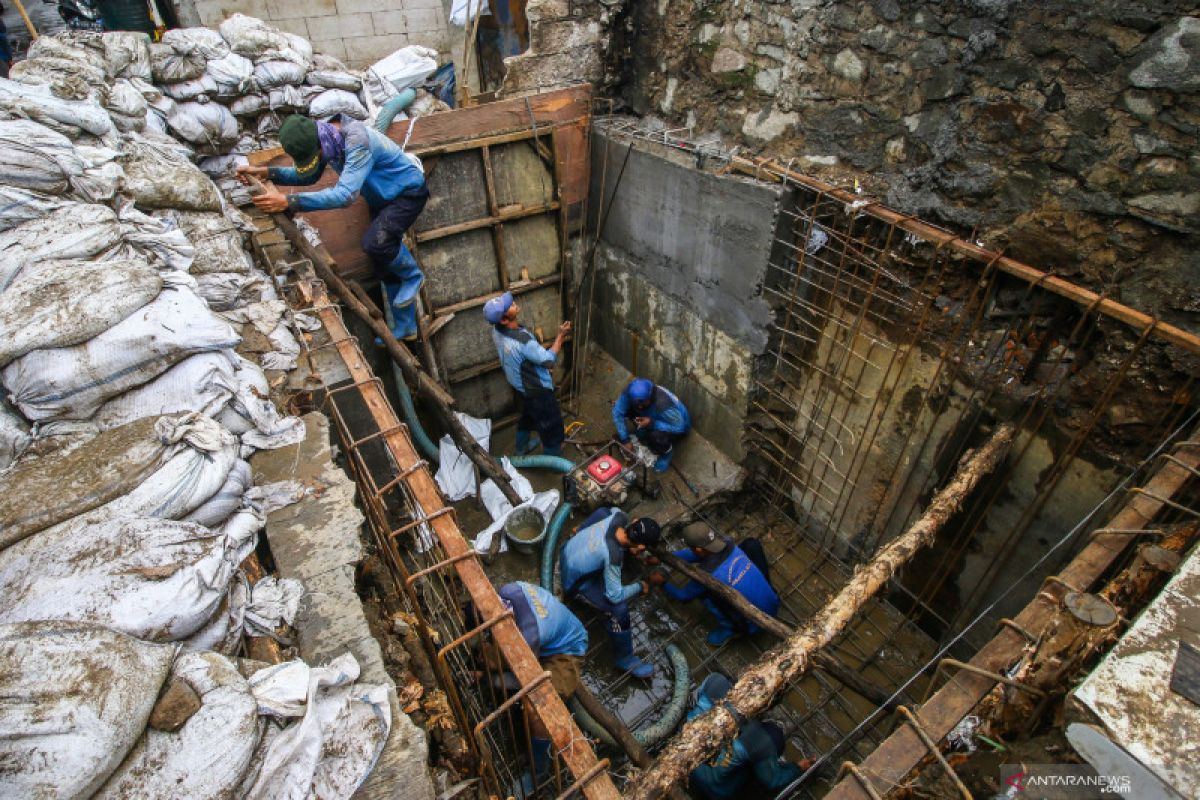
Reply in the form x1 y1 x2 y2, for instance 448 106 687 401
484 291 571 457
661 522 780 646
613 378 691 472
687 673 802 800
559 507 661 678
476 582 587 792
236 114 429 340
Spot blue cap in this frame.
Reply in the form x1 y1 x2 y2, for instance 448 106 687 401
483 291 514 324
628 378 654 404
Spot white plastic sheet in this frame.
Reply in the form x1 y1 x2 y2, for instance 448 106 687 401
0 621 174 800
473 457 560 555
434 413 492 501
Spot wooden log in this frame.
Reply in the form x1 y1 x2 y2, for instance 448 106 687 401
239 552 286 665
272 212 523 508
627 424 1016 800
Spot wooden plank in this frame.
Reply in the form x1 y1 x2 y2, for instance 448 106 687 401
480 145 510 291
291 257 618 800
825 430 1200 799
431 272 562 318
412 201 559 244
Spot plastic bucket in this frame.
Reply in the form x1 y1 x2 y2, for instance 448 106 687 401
504 506 546 555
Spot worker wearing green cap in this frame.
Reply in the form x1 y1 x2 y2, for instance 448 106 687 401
236 114 429 339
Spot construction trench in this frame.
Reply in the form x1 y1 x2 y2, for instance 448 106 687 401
1 6 1199 800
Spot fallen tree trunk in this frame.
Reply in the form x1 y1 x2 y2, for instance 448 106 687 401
272 212 523 508
628 423 1016 800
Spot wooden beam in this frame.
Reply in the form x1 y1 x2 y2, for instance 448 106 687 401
824 424 1200 799
413 202 559 244
432 273 562 319
628 424 1017 800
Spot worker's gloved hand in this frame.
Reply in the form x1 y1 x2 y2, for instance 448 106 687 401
253 189 290 213
234 164 268 185
648 568 668 586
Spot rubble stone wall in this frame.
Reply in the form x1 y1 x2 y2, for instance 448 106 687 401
498 0 622 97
173 0 451 66
600 1 1200 336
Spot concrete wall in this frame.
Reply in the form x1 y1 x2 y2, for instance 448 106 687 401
588 131 779 460
173 0 451 66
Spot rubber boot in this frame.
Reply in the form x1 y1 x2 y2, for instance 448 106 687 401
611 629 654 678
542 444 563 458
519 736 553 795
653 447 674 473
706 625 737 647
514 429 540 456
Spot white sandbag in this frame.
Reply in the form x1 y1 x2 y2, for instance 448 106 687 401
2 287 241 421
28 35 107 72
0 76 114 136
206 51 254 93
0 416 168 547
122 135 223 211
184 458 252 528
12 54 108 91
183 570 248 654
163 26 230 61
0 512 258 640
230 93 267 116
145 106 168 134
309 88 368 120
0 186 70 232
150 40 206 84
176 209 252 273
0 118 84 193
0 202 121 290
118 202 197 271
70 142 125 202
0 257 161 368
103 31 152 80
217 355 306 450
106 78 147 118
197 152 248 177
267 84 305 110
195 271 261 309
369 45 439 93
220 14 289 58
109 109 146 132
0 401 30 471
91 351 241 430
254 58 307 90
306 69 362 91
161 74 219 101
0 621 174 800
245 653 391 799
244 576 304 637
96 651 261 800
167 98 239 149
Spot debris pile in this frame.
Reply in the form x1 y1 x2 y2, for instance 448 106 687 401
0 23 403 800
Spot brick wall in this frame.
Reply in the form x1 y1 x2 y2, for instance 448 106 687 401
176 0 451 67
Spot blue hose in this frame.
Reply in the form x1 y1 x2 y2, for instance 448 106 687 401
381 286 440 463
569 644 691 749
540 502 573 591
374 88 417 133
509 454 574 474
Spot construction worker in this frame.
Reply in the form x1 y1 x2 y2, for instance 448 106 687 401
685 673 803 799
612 377 691 472
660 522 780 646
483 291 570 457
559 507 661 678
236 114 429 340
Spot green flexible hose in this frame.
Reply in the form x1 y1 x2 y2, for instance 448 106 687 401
569 644 691 749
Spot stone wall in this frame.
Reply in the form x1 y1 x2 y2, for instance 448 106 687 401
172 0 451 66
598 2 1200 338
498 0 621 97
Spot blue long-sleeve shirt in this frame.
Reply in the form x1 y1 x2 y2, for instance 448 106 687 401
663 540 780 619
499 582 588 658
559 507 641 603
688 685 802 798
268 120 426 212
612 384 691 442
492 325 555 395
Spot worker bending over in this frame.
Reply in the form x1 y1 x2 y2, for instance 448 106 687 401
612 377 691 472
484 291 571 457
559 507 661 678
661 522 780 646
686 673 802 799
237 114 429 340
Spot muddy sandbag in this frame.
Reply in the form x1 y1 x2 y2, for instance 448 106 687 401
92 351 241 429
117 203 197 271
183 573 248 655
0 119 85 193
184 459 252 528
0 510 258 640
219 13 289 59
253 58 306 89
0 76 114 137
107 78 148 118
2 286 240 421
166 99 239 151
309 88 367 120
162 74 219 102
176 210 252 273
103 31 152 80
163 27 230 61
150 40 206 84
206 51 254 93
96 651 261 800
122 136 223 211
0 202 122 289
215 354 306 451
194 271 262 310
230 93 267 116
0 257 162 368
0 185 71 232
0 620 174 800
0 401 30 471
28 35 107 72
306 68 362 92
0 416 166 546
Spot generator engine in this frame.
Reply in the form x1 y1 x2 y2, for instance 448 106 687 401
565 440 654 511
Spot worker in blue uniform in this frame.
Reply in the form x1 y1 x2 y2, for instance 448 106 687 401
559 507 661 678
686 673 803 800
661 522 781 646
484 291 571 457
237 114 429 341
612 377 691 472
